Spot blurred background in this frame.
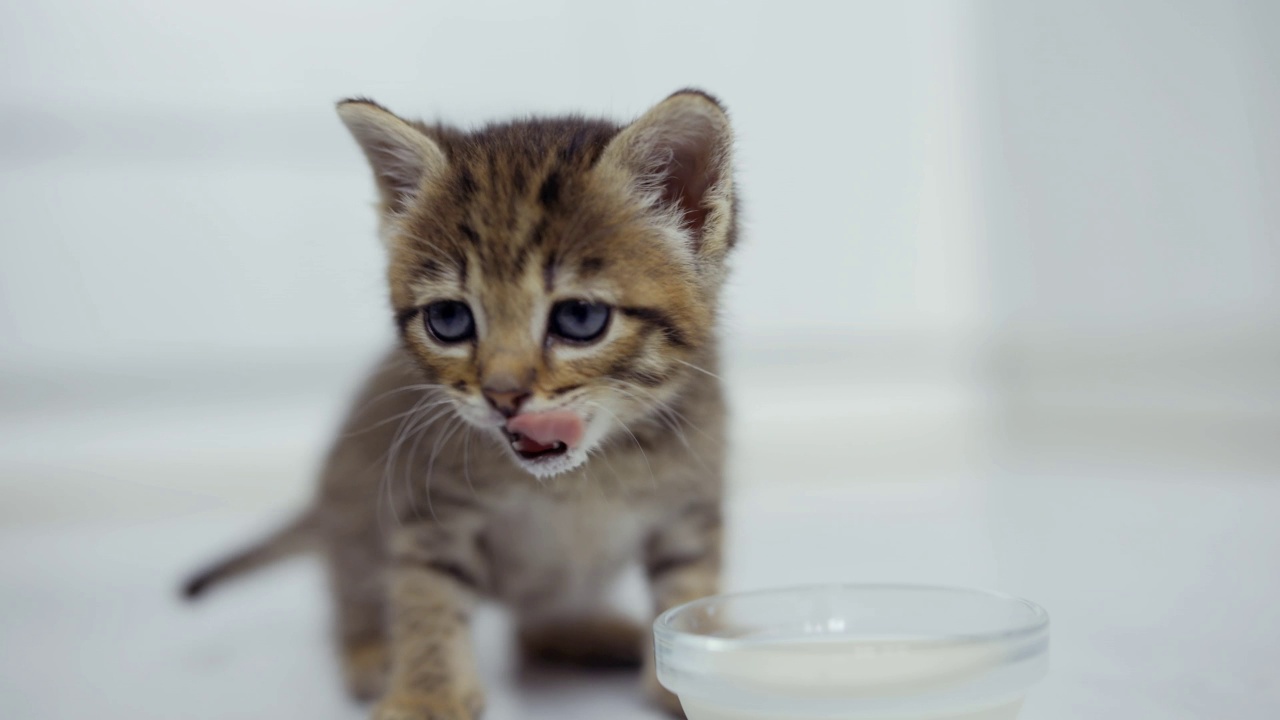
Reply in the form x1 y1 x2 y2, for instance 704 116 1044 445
2 1 1277 719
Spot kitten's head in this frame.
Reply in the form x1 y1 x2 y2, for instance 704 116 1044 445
338 90 736 478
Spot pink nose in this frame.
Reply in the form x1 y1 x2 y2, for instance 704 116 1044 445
483 388 529 417
505 410 585 450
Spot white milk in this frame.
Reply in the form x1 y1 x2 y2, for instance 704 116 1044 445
671 636 1028 720
681 699 1023 720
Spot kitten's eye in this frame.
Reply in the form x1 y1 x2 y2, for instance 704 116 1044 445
424 301 475 343
549 300 611 343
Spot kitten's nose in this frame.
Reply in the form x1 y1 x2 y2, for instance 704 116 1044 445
483 387 530 417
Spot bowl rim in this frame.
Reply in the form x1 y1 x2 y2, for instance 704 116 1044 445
654 583 1051 654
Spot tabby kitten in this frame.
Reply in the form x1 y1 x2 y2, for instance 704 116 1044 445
184 89 737 720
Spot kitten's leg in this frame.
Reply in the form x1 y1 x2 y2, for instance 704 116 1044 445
518 615 645 669
642 502 724 718
372 522 488 720
326 531 390 702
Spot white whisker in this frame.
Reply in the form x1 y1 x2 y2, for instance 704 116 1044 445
463 426 479 500
376 391 438 531
594 443 630 501
382 399 453 525
344 399 452 439
351 383 450 422
581 461 609 502
424 416 465 522
586 401 656 490
673 358 723 381
399 406 445 521
604 378 720 446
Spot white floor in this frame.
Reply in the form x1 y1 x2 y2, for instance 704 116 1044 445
2 360 1279 719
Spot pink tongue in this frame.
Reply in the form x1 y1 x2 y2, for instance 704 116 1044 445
506 410 585 450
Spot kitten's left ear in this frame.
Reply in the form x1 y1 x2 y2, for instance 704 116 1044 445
337 98 449 214
601 90 735 256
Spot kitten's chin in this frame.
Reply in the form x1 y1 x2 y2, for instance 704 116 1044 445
497 408 612 479
480 423 590 478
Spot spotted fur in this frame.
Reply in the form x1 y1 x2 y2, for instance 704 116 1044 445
183 90 737 720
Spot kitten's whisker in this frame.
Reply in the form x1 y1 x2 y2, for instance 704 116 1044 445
405 405 457 511
595 440 631 501
586 401 656 491
344 400 452 439
351 383 449 422
399 406 442 522
377 391 438 530
463 426 478 500
604 378 719 445
603 383 689 446
602 379 718 480
673 358 723 381
369 390 448 468
384 401 453 525
424 416 465 522
581 459 608 502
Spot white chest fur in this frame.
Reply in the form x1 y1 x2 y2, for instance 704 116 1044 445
483 487 650 622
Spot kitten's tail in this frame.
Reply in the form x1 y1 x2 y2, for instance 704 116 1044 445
180 510 319 601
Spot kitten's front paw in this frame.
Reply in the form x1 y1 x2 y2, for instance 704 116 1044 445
342 640 390 702
371 691 483 720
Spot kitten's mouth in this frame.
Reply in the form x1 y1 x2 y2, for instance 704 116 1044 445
504 430 569 460
502 410 584 465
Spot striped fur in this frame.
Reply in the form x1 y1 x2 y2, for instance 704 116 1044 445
183 90 737 720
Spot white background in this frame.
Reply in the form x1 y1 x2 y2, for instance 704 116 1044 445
1 0 987 368
2 1 1278 719
3 0 1277 366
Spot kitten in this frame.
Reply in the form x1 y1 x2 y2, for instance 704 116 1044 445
183 89 737 720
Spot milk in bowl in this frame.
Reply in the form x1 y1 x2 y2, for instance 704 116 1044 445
654 585 1050 720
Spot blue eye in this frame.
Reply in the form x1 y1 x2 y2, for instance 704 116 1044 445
550 300 610 343
425 301 475 343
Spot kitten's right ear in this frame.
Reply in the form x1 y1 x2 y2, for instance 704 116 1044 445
336 98 448 213
600 90 734 257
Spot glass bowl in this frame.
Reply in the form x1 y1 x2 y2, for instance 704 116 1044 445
654 584 1050 720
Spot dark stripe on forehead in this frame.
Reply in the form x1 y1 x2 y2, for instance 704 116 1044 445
455 168 477 203
511 163 527 194
520 218 551 266
579 256 606 276
619 306 690 348
458 223 480 246
542 251 557 293
562 125 611 167
528 219 549 248
486 147 499 180
510 242 531 278
413 250 467 286
421 259 445 279
560 129 586 163
538 170 561 208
